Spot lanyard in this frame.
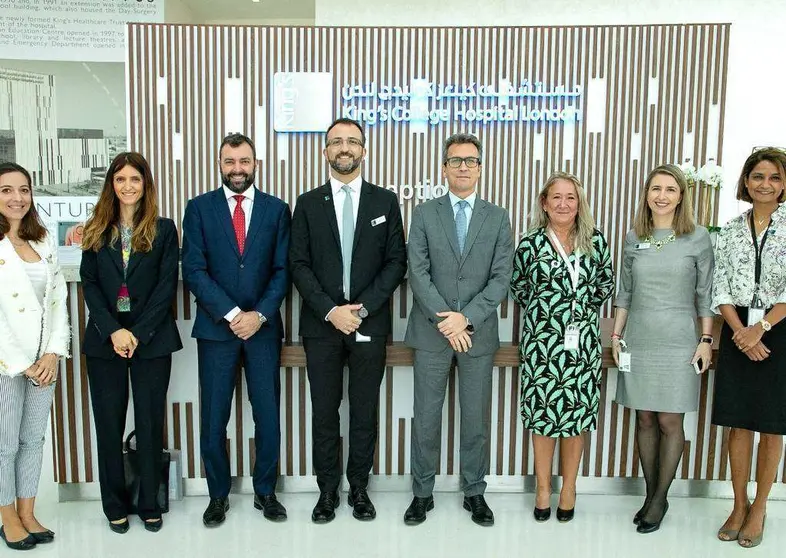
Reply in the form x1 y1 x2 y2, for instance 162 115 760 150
748 212 771 302
548 228 581 319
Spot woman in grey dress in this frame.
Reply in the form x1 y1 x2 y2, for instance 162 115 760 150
611 164 714 534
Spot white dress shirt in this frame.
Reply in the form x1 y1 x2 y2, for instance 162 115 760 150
223 184 256 322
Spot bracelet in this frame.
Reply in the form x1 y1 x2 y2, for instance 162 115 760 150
700 335 713 344
611 332 622 340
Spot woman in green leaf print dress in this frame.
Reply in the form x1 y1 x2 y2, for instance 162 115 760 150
511 172 615 523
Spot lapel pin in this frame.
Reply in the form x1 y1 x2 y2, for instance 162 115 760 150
324 195 331 201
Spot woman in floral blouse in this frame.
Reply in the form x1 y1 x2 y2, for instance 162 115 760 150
711 147 786 548
511 172 615 523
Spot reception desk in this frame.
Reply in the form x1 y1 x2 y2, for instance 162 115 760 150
53 270 785 500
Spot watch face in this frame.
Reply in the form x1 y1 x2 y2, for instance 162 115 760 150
358 307 368 318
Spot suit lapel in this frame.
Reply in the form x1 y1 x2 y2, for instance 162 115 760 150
437 195 461 262
212 189 241 259
107 237 125 275
460 198 490 266
244 190 268 260
319 182 342 254
352 181 374 254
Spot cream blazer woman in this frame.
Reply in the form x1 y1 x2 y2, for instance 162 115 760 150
0 234 70 376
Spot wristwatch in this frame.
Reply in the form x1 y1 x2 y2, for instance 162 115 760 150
256 312 267 325
358 306 369 319
759 319 772 332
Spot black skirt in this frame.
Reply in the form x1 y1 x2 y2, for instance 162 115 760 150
712 306 786 434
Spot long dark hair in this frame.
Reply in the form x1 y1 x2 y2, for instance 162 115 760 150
0 162 47 242
81 152 159 252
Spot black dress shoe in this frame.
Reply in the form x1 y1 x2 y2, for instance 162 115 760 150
312 491 340 524
556 507 575 522
144 518 163 533
203 497 230 527
533 506 551 522
347 487 376 521
28 529 54 544
254 493 288 522
0 526 37 550
403 496 434 525
633 509 643 525
108 519 130 534
463 495 494 526
637 501 669 534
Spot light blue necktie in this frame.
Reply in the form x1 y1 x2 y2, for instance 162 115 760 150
455 199 469 254
341 185 354 298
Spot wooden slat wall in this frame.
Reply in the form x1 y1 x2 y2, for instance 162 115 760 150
52 24 779 487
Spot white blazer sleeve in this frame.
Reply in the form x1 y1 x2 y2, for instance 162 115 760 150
43 234 71 358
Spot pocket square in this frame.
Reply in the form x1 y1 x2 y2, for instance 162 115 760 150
371 215 387 226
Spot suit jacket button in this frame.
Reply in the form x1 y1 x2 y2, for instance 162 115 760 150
12 293 18 297
452 298 457 303
458 276 464 281
18 308 25 312
240 264 245 269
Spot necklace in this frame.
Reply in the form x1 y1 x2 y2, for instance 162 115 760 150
643 231 676 251
752 211 769 226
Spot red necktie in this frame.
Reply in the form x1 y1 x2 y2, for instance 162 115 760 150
232 194 246 254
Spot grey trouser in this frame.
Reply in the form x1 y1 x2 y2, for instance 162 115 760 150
410 347 494 498
0 374 55 506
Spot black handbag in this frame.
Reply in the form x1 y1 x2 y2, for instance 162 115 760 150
123 431 170 514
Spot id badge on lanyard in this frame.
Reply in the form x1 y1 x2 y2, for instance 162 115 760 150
549 229 581 351
617 339 631 373
747 214 770 327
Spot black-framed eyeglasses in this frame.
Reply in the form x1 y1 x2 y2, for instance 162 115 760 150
326 137 364 148
445 156 481 168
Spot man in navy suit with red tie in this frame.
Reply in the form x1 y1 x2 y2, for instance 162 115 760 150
182 133 290 527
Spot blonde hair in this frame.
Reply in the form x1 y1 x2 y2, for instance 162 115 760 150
528 172 596 256
633 164 695 239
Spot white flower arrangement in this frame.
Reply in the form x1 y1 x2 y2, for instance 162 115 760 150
676 158 724 229
678 158 723 190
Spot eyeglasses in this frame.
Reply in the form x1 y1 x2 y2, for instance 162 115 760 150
326 137 364 148
445 156 481 168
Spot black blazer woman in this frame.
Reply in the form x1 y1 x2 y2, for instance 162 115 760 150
80 152 182 533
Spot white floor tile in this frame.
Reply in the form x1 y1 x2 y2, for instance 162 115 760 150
24 493 785 557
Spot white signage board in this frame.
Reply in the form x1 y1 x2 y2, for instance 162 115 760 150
0 0 164 62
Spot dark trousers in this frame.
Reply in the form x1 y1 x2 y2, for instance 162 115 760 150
86 354 171 521
197 337 281 498
303 335 386 493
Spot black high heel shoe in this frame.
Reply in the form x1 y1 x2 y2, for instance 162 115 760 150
0 526 37 551
108 518 130 534
533 506 551 522
636 501 669 534
556 507 575 522
28 529 54 544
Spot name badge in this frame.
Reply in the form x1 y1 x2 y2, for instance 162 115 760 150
634 242 651 250
371 215 387 227
618 351 631 373
564 323 580 351
748 306 765 327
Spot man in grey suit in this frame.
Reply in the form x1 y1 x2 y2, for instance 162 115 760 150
403 133 514 526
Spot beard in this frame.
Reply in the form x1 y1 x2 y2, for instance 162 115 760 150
221 170 256 193
328 152 362 176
